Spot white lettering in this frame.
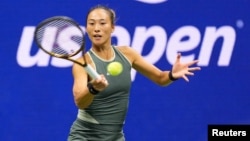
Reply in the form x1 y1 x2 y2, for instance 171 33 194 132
112 26 131 46
17 26 51 67
135 0 168 4
198 26 236 66
17 24 237 80
17 26 84 68
167 26 200 64
131 26 167 80
212 129 247 137
212 129 219 136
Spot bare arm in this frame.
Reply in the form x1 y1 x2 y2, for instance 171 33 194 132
119 46 201 86
72 60 94 109
72 57 108 109
118 46 172 86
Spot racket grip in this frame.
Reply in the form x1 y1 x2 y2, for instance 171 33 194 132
84 65 101 80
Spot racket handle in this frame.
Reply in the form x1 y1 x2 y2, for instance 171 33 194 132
84 65 101 80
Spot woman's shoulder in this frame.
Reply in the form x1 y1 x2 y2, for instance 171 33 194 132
114 45 137 54
114 45 140 63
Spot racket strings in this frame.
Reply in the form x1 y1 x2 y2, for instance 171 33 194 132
35 18 84 57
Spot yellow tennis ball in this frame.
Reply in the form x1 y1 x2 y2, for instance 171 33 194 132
107 61 123 76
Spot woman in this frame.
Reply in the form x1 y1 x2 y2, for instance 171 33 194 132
68 5 201 141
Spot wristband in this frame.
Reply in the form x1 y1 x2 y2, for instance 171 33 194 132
169 71 178 81
87 82 99 95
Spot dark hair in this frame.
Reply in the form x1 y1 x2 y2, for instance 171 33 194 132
86 4 116 25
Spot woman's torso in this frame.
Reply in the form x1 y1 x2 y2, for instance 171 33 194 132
78 46 132 127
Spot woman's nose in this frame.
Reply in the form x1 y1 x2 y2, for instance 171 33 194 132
94 25 100 32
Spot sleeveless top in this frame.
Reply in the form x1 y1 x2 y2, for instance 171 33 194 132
77 46 132 128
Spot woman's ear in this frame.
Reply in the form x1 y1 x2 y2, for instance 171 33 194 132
111 25 115 33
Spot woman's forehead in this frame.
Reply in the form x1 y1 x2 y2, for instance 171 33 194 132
88 9 110 20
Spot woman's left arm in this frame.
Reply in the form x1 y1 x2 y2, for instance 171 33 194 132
122 47 201 86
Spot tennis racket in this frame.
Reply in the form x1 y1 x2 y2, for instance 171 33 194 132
34 16 100 80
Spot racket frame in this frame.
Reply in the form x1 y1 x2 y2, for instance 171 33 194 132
34 16 100 79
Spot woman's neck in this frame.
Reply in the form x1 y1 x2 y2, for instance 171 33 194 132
91 45 114 61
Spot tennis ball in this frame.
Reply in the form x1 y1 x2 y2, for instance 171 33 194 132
107 61 123 76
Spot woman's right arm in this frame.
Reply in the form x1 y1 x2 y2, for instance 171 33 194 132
72 59 94 109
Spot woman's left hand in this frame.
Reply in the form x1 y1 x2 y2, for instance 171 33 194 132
171 53 201 82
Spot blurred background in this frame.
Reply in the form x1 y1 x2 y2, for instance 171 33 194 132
1 0 250 141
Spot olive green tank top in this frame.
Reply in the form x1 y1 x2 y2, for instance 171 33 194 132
77 46 132 126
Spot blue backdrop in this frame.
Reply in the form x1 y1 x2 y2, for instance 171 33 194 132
1 0 250 141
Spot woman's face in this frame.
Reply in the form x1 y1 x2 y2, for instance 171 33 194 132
86 8 114 47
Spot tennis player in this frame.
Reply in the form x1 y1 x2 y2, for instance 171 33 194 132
67 4 201 141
